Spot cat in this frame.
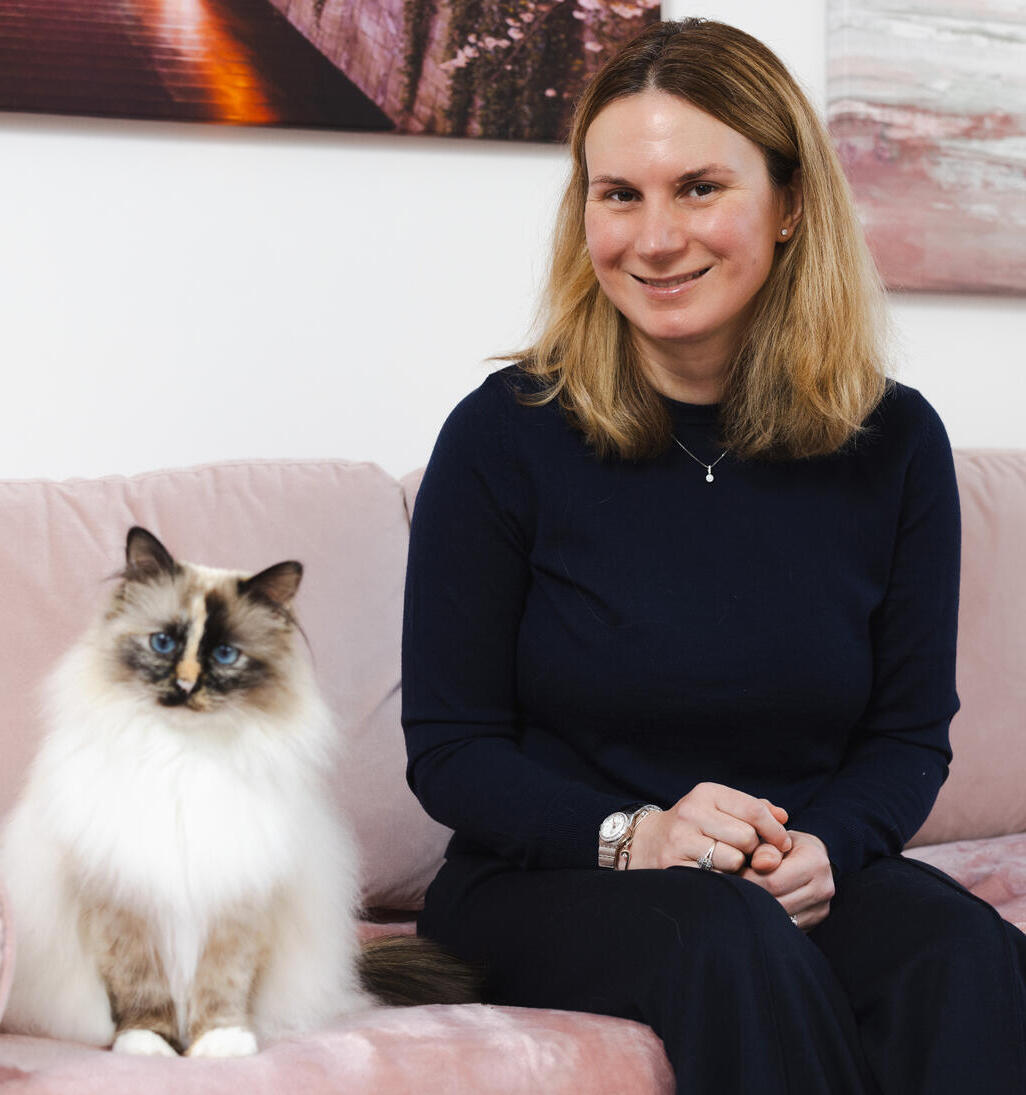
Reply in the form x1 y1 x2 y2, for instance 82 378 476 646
0 527 476 1058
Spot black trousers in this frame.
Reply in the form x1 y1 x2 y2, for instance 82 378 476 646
419 851 1026 1094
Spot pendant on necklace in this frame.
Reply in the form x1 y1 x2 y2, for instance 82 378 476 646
706 467 715 483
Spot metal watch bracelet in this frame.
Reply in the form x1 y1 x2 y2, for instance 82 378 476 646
598 804 662 869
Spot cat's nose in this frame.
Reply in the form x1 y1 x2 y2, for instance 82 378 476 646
176 655 201 696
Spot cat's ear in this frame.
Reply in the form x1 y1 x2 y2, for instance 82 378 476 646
239 561 303 608
124 527 177 581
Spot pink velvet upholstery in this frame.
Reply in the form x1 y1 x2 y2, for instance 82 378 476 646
905 832 1026 932
910 450 1026 847
1 449 1024 1093
0 882 12 1027
356 920 416 943
0 1006 674 1094
398 468 424 524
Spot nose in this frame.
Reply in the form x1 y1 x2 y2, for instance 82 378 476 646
175 655 201 695
635 199 688 263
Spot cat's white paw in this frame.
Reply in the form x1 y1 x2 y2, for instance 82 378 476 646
186 1026 259 1058
112 1029 179 1057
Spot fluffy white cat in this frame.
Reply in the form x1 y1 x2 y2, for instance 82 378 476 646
0 527 473 1058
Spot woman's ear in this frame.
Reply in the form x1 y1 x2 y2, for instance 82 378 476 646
780 167 804 236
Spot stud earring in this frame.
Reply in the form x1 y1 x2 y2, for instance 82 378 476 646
780 228 789 237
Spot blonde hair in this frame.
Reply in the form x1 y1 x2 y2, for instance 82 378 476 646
510 18 889 461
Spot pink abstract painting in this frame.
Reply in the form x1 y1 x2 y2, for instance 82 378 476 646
827 0 1026 294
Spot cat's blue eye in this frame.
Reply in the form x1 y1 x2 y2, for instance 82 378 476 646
212 644 239 666
149 632 177 655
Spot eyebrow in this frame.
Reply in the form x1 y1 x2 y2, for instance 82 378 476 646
588 165 736 187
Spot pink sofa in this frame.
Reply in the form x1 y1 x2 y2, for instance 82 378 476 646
0 449 1024 1092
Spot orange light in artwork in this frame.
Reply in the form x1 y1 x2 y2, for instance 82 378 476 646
148 0 278 124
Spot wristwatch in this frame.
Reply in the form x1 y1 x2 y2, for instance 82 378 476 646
598 805 662 869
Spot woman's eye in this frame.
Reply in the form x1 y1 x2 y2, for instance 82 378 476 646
149 632 177 655
607 188 637 203
687 183 718 198
212 644 240 666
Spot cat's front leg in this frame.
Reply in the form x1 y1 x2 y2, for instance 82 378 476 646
84 902 181 1055
185 907 269 1058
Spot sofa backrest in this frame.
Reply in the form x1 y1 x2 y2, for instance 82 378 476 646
0 460 451 911
910 450 1026 847
1 448 1023 906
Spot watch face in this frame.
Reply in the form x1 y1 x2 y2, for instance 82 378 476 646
600 812 629 842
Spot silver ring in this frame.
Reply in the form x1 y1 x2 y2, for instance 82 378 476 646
790 913 800 928
696 842 717 871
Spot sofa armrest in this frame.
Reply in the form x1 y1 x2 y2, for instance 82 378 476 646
0 877 14 1026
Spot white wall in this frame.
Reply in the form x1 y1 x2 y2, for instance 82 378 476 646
0 0 1022 484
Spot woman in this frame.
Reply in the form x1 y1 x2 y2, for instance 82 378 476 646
402 18 1026 1094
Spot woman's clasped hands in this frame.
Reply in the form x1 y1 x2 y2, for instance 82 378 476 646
627 782 835 930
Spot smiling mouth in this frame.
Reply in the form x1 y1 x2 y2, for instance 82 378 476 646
632 268 710 287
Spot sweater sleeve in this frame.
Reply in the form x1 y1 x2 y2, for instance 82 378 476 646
401 376 631 870
789 393 961 877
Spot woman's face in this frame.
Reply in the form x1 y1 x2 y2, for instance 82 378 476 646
583 90 801 398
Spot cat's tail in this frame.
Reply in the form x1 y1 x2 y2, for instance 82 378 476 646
358 936 483 1007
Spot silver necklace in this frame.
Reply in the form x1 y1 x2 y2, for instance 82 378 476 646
671 434 728 483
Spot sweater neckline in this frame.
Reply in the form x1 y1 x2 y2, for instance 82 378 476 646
660 393 722 427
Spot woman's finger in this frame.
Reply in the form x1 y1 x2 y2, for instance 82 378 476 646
689 834 746 873
703 813 764 857
789 900 831 933
712 787 792 851
749 842 783 873
764 801 789 825
777 878 823 914
740 851 814 899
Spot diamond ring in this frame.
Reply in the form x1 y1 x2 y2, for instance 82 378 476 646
696 842 717 871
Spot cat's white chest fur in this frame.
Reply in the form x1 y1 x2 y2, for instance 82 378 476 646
45 709 310 899
48 714 302 908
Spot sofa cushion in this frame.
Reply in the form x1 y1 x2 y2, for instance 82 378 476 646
0 1004 674 1094
909 450 1026 847
0 460 450 911
905 832 1026 932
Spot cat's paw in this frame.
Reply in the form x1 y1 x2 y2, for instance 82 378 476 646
186 1026 259 1058
112 1029 179 1057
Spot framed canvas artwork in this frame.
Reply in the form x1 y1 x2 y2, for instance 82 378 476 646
0 0 660 141
827 0 1026 293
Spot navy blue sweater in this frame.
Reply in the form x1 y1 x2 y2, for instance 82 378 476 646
402 366 961 879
